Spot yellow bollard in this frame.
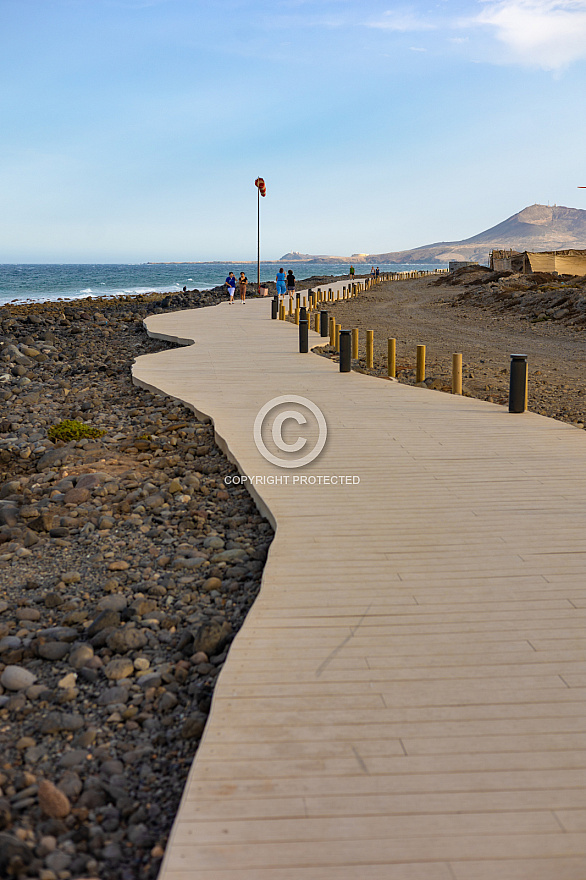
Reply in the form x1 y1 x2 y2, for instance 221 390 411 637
366 330 374 369
329 316 335 346
288 297 293 316
452 352 462 395
314 312 320 332
336 290 340 301
302 295 306 309
279 302 285 320
295 305 300 326
335 323 341 350
352 328 359 360
387 338 396 378
416 345 426 383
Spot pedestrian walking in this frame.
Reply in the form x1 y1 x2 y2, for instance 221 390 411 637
225 272 236 304
276 267 287 298
239 271 248 303
286 269 296 295
349 265 355 280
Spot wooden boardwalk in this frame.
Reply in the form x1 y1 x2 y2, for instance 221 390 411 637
133 281 586 880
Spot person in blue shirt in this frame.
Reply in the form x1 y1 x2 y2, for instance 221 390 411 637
225 272 236 304
276 268 287 298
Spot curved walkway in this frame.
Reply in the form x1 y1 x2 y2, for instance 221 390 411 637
133 280 586 880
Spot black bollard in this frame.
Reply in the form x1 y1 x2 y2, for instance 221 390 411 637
320 310 329 337
509 354 528 413
339 330 351 372
299 306 307 324
299 319 309 353
271 296 278 320
308 289 314 309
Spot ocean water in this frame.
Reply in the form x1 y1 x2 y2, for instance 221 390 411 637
0 262 446 307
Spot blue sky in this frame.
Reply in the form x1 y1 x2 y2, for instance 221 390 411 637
1 0 586 262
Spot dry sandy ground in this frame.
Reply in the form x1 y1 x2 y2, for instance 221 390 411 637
321 276 586 427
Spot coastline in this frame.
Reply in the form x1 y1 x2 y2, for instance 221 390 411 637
0 263 442 308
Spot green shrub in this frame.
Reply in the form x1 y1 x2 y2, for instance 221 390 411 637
47 420 106 443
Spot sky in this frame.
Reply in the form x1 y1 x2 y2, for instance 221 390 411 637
1 0 586 262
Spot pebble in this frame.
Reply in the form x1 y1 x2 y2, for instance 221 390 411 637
57 672 77 689
191 618 232 655
1 665 37 691
108 560 129 571
104 658 134 681
107 625 148 653
97 594 128 612
86 609 120 637
37 780 71 819
68 643 94 668
38 642 69 661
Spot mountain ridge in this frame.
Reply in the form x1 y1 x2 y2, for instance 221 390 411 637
281 204 586 265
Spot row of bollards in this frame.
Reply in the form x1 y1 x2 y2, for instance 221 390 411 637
272 285 528 413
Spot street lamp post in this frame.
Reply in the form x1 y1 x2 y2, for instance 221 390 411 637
255 177 266 295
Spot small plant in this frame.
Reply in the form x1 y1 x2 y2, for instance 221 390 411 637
47 420 106 442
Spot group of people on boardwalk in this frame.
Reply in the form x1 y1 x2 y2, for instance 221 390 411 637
226 263 369 305
226 267 296 304
225 271 247 304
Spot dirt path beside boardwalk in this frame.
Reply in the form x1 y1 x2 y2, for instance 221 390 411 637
318 271 586 427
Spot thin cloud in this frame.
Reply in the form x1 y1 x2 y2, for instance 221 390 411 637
367 8 436 31
470 0 586 69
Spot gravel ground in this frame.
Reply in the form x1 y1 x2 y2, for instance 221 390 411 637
309 266 586 426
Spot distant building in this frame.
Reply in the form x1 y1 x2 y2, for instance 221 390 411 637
448 261 480 272
490 248 586 275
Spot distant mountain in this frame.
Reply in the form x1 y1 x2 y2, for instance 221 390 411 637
368 204 586 265
279 251 350 263
283 205 586 266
